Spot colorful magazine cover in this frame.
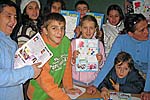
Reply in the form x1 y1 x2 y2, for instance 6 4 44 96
14 33 53 69
133 0 150 24
86 12 104 29
75 39 99 72
61 10 80 39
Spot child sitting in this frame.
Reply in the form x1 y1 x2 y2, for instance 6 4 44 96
97 51 145 100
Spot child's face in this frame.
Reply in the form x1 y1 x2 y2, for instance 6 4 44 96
44 20 65 46
26 1 40 20
76 4 89 19
107 10 120 26
80 20 96 39
51 2 62 13
115 62 130 78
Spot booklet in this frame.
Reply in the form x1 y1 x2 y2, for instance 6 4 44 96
86 12 104 29
14 33 53 69
61 10 80 39
75 39 99 72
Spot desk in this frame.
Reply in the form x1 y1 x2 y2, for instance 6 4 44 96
77 88 141 99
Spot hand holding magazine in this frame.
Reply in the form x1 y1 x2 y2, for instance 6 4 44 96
14 33 53 69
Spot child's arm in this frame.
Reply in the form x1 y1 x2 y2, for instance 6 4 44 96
35 62 70 100
63 46 81 94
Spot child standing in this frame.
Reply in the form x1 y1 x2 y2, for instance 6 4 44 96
98 52 145 100
71 15 106 86
44 0 66 14
103 4 124 57
27 13 81 100
17 0 42 46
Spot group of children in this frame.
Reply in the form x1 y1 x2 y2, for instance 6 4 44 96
0 0 149 100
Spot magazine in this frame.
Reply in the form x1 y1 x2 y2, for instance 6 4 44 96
14 33 53 69
75 39 99 72
61 10 80 39
86 12 104 29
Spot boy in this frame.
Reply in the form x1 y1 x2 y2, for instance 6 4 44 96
27 13 81 100
97 52 145 100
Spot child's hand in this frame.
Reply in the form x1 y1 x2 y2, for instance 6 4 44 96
112 83 119 92
100 87 110 100
32 62 42 79
74 26 81 38
73 50 80 58
65 88 82 95
96 53 103 64
72 50 80 64
86 85 97 95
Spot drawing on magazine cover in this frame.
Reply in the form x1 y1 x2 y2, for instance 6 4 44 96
14 33 53 69
61 10 80 39
75 39 99 72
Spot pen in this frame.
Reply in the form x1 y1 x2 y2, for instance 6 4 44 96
109 78 115 85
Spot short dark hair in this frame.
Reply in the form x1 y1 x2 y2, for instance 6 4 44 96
107 4 124 21
0 0 17 13
42 13 66 28
124 13 146 33
75 0 89 10
114 51 134 70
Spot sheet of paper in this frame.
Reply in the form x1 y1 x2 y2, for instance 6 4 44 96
62 85 86 99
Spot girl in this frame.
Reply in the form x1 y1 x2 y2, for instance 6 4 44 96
44 0 66 14
98 52 145 100
17 0 42 46
71 15 106 86
103 4 124 57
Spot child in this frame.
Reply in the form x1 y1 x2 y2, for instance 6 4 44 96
103 4 124 57
27 13 81 100
17 0 42 46
0 1 42 100
44 0 66 14
71 15 106 87
97 52 145 100
75 0 90 20
74 0 90 38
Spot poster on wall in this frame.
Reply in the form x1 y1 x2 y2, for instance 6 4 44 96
133 0 150 24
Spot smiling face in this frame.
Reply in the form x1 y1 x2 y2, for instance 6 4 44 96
44 20 65 46
25 1 40 20
115 62 130 78
107 10 120 26
80 20 96 39
0 6 17 35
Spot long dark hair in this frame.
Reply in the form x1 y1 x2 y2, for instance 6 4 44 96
122 13 146 34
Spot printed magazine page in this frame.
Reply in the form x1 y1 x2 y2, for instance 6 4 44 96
61 10 80 39
75 39 99 72
86 12 104 29
14 33 53 69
